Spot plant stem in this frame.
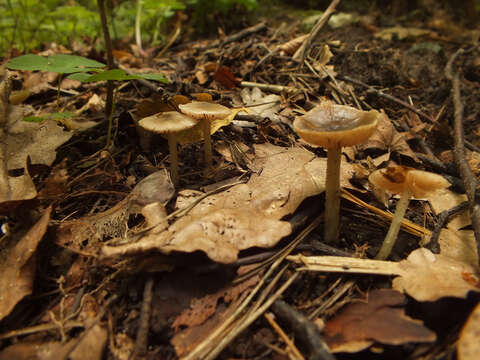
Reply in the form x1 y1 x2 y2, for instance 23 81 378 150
203 118 212 173
97 0 115 130
375 190 412 260
167 133 179 187
324 145 341 244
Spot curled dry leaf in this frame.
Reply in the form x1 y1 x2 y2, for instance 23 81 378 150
103 144 354 263
0 206 51 321
324 289 436 353
278 34 309 56
356 111 418 162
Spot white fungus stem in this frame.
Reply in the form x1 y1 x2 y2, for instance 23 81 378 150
375 189 412 260
167 133 179 187
203 118 212 173
324 144 342 244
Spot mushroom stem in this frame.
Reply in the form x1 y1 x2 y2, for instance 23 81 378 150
375 189 412 260
167 133 179 187
202 118 212 172
324 144 342 244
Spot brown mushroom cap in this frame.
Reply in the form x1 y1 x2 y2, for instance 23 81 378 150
178 101 232 121
138 111 198 133
369 165 450 198
293 103 379 148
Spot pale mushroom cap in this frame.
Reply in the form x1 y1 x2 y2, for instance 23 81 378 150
293 103 379 148
138 111 198 133
369 165 450 198
178 101 232 121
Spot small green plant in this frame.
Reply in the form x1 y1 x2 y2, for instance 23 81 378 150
6 54 168 83
6 54 168 146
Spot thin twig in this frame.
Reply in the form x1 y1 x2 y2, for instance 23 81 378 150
132 276 154 358
445 46 480 263
271 300 335 360
427 201 469 253
293 0 341 62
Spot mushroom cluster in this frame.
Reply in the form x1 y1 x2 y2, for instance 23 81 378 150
293 101 380 244
138 99 232 187
369 165 450 260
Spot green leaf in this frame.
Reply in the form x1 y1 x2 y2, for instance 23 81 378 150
68 73 92 82
82 69 140 82
7 54 105 74
6 54 49 71
137 73 169 83
23 112 75 123
23 116 44 123
82 69 168 83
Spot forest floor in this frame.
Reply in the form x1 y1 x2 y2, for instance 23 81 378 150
1 2 480 360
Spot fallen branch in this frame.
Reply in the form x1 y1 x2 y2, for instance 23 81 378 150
445 46 480 264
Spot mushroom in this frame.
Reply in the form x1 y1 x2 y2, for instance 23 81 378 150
293 102 379 244
138 111 198 187
369 165 450 260
178 101 232 172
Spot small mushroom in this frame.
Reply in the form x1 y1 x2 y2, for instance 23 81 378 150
138 111 198 187
178 101 232 172
293 102 379 244
369 165 450 260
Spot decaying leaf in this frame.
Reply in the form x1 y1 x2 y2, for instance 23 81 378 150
0 206 51 321
0 324 107 360
428 188 470 231
374 27 433 41
356 111 418 162
239 87 281 123
102 144 355 263
436 228 478 267
324 289 436 353
393 248 480 302
55 170 174 254
458 301 480 360
172 273 259 331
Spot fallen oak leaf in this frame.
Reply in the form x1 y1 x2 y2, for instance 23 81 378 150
324 289 436 353
0 206 52 320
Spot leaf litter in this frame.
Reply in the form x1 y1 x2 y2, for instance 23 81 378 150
2 3 480 359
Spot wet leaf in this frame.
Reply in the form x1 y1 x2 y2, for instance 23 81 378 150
0 206 51 321
324 289 436 353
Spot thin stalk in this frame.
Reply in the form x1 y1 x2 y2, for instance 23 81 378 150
375 190 412 260
324 145 341 244
167 133 179 187
203 118 212 172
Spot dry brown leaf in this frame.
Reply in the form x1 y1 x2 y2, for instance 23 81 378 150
428 188 470 231
374 27 433 41
55 170 174 254
0 206 51 320
172 274 259 331
458 301 480 360
238 87 281 123
324 289 436 353
356 112 418 162
437 228 478 266
393 248 480 302
278 34 309 56
0 325 107 360
103 145 352 263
